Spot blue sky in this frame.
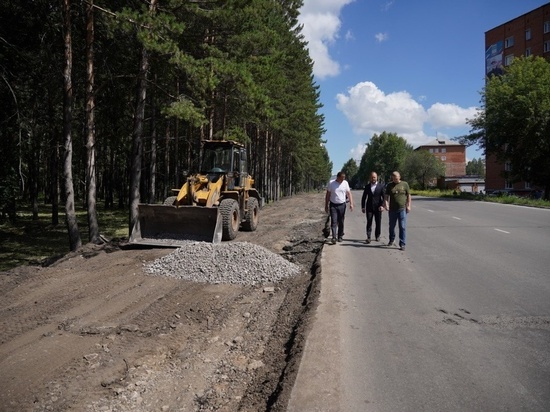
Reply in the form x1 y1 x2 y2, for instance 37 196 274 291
298 0 547 175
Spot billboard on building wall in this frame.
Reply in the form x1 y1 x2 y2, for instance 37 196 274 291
486 41 504 76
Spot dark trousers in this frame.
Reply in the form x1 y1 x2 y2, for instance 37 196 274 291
330 202 346 239
366 209 382 239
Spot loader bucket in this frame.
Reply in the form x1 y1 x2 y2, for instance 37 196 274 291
129 204 222 247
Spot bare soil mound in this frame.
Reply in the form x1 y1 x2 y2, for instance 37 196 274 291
0 192 327 412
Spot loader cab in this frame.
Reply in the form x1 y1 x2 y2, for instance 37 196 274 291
201 144 234 174
233 149 248 188
200 141 248 180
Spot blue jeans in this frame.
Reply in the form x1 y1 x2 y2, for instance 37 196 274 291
388 209 407 246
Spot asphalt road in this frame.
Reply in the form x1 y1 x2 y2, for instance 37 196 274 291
288 195 550 411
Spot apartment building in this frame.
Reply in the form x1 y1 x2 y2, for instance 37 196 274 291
484 2 550 195
416 138 465 177
414 139 485 192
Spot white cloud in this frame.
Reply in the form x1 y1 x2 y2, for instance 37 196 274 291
375 32 388 43
427 103 478 128
299 0 356 79
381 1 395 12
300 0 356 15
336 81 427 134
336 81 479 150
350 142 367 162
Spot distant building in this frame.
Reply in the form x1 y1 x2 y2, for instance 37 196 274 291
437 176 486 194
416 138 466 177
484 3 550 195
415 139 478 190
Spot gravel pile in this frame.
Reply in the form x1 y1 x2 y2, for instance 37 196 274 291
144 241 302 285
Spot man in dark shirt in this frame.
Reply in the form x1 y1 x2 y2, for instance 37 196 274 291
384 171 411 251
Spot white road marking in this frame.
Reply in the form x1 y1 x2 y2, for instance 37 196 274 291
494 228 510 234
427 209 434 213
452 216 461 220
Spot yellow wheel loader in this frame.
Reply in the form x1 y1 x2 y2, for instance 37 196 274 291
129 140 261 246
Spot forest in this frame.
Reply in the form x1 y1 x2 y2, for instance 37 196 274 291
0 0 332 250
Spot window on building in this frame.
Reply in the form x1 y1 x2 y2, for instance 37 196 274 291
505 36 514 48
441 148 446 153
526 48 532 57
525 182 531 189
505 180 513 189
505 54 514 66
545 21 550 34
429 148 433 153
505 161 512 172
526 28 531 40
545 41 550 53
441 156 446 161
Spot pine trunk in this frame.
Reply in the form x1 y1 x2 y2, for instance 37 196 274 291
86 0 100 243
62 0 82 251
129 0 157 236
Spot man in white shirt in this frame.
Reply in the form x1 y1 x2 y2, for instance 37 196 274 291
325 171 354 244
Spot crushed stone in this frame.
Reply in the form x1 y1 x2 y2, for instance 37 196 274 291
143 241 302 285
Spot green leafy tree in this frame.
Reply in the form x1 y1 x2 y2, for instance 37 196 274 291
357 131 414 184
0 0 332 251
402 151 445 189
341 158 359 188
466 158 485 177
459 56 550 198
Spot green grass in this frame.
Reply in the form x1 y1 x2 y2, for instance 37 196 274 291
411 189 550 208
0 205 128 271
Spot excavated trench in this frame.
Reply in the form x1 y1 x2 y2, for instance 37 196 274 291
0 193 330 411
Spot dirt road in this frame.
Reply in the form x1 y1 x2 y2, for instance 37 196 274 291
0 192 327 412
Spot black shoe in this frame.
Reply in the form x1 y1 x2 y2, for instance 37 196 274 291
338 237 343 242
387 241 394 247
365 238 371 244
331 238 337 244
375 237 380 242
399 245 406 251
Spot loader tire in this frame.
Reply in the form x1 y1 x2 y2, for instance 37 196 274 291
242 197 259 231
163 196 177 206
220 199 240 241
